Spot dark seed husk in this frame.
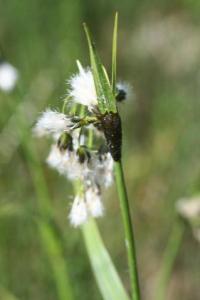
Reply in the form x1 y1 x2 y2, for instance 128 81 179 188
100 112 122 161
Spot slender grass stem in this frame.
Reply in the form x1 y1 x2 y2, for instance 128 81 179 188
62 95 71 113
114 161 140 300
87 128 93 148
156 218 185 300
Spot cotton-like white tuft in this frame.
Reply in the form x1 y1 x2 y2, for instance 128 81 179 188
46 144 62 169
85 186 104 217
69 195 88 227
0 62 18 92
33 109 72 137
95 152 114 188
66 156 90 181
46 144 70 172
46 145 92 181
68 64 97 108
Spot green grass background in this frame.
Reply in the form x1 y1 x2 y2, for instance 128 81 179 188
0 0 200 299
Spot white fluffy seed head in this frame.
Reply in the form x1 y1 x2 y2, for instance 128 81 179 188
46 144 70 173
68 64 97 108
94 152 114 188
85 186 104 218
46 145 92 181
69 195 88 227
0 62 18 92
33 109 72 137
176 197 200 220
46 144 62 169
64 153 84 180
67 157 91 181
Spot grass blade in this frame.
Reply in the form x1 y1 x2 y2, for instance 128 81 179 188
83 23 116 113
111 12 118 93
82 219 130 300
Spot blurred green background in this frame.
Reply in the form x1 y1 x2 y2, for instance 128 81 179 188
0 0 200 299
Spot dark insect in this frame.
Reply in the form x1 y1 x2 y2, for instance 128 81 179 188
100 112 122 161
116 88 127 102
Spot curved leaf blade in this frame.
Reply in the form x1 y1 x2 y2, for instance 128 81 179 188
83 23 116 114
82 219 130 300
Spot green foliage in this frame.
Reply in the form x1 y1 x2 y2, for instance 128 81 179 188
82 219 130 300
83 23 116 113
0 0 200 300
111 12 118 93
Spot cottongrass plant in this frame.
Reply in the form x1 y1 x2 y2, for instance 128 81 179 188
34 13 140 300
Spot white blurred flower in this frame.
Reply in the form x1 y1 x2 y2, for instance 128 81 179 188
33 109 72 137
69 195 88 227
85 185 104 217
176 197 200 220
68 61 97 108
0 62 18 92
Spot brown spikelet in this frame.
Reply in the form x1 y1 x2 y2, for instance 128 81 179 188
100 112 122 161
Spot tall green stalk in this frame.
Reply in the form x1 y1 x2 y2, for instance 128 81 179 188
84 14 141 299
114 161 140 300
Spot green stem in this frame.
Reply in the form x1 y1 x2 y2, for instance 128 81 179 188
62 95 71 113
114 161 140 300
156 218 185 300
87 128 93 148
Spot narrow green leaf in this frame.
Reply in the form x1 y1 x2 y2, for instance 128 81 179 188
102 65 111 85
82 219 130 300
112 12 118 93
83 23 116 113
